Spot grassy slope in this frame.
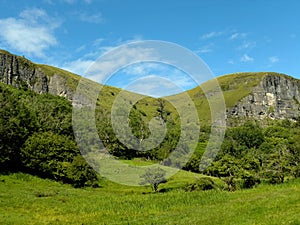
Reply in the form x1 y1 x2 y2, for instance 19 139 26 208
2 49 298 125
0 173 299 225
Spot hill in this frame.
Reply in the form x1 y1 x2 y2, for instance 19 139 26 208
1 49 300 189
1 49 300 126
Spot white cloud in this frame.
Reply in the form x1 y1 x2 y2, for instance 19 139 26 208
196 44 213 54
200 31 223 40
63 0 76 3
0 8 60 57
229 32 247 40
86 45 161 82
268 56 279 63
77 12 104 24
93 38 104 46
63 0 92 3
124 76 184 97
109 62 197 96
237 41 256 50
228 60 234 65
240 54 254 62
62 59 95 75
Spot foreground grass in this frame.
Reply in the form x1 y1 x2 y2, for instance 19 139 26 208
0 173 299 225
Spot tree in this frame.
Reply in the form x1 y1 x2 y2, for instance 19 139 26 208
21 132 78 178
21 132 98 187
66 155 98 188
0 85 36 171
140 167 166 192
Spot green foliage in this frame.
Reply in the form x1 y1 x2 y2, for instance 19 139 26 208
0 85 36 171
140 167 167 192
184 177 216 191
21 132 98 187
240 171 260 188
0 83 99 187
65 155 98 188
21 132 78 177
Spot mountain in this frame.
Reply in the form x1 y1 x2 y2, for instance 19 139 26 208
1 49 300 124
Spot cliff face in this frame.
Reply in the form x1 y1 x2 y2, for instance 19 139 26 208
227 74 300 121
0 51 75 101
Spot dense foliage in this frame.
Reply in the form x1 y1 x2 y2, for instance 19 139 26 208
200 120 300 189
0 83 97 187
1 81 300 190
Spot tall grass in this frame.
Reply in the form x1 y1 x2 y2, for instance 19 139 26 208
0 173 299 224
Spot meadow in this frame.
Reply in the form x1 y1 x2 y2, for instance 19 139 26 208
0 172 299 225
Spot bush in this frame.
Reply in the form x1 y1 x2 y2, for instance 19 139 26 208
241 171 260 188
21 132 98 187
21 132 78 177
185 177 216 192
66 156 98 188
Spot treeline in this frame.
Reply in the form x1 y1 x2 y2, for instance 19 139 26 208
185 120 300 190
0 83 97 187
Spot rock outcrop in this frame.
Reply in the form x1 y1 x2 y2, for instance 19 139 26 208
227 74 300 121
0 50 76 101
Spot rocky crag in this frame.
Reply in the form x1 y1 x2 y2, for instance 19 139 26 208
0 50 77 101
227 74 300 121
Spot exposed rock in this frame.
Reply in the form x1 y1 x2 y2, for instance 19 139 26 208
48 74 74 101
227 74 300 121
0 51 75 101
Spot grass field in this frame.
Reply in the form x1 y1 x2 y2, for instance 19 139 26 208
0 172 299 225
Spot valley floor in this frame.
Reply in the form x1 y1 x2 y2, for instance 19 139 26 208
0 173 299 225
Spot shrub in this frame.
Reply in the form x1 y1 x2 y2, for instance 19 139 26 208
21 132 98 187
185 177 216 192
66 156 98 188
241 171 260 188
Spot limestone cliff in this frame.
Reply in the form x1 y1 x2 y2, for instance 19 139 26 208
0 50 77 101
227 74 300 121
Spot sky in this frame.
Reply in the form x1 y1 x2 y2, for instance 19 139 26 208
0 0 300 96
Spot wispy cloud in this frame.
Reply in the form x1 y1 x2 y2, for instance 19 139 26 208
0 8 60 57
228 60 234 65
58 0 93 4
240 54 254 62
268 56 279 63
123 76 185 97
229 32 247 40
237 41 256 50
196 44 214 54
111 63 197 97
77 11 104 24
200 31 223 40
62 59 94 75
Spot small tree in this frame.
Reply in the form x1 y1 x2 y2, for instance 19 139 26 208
140 167 166 192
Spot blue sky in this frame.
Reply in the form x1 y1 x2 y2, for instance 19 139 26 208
0 0 300 96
